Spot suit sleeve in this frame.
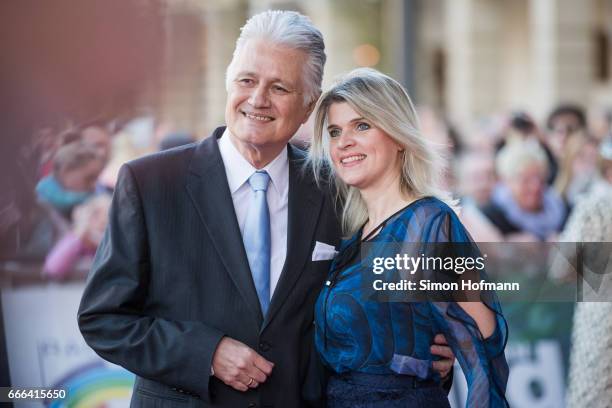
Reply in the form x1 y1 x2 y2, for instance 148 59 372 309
77 164 224 401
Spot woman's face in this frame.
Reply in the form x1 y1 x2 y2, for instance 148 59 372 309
58 159 105 192
572 141 598 178
82 126 112 161
547 113 582 159
507 162 547 212
327 102 403 191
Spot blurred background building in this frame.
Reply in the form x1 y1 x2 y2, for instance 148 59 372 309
153 0 612 138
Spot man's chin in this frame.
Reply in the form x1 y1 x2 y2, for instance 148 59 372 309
240 132 273 146
230 129 277 149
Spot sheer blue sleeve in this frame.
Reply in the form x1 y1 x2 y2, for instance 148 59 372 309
424 208 509 408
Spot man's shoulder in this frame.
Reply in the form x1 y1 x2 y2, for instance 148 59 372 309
288 142 307 160
117 142 207 194
126 127 224 178
287 143 318 185
126 142 198 171
287 143 339 209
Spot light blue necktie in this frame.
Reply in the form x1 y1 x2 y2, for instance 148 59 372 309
243 171 271 315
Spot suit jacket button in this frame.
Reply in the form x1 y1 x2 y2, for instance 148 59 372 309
248 403 257 408
171 387 177 391
259 341 271 351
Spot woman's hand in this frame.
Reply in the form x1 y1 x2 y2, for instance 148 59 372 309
430 334 455 379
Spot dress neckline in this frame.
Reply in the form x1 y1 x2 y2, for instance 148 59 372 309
361 196 433 242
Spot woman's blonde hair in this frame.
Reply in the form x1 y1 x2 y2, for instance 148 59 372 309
553 131 596 196
308 68 453 235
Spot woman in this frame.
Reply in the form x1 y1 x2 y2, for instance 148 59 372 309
309 68 508 407
482 140 566 241
553 132 599 208
35 141 106 219
42 194 111 279
550 137 612 407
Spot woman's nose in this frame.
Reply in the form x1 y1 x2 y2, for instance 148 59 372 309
336 131 355 149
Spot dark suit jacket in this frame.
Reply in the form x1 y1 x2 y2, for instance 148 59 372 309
78 126 342 407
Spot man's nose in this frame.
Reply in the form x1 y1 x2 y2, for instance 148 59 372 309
248 84 271 108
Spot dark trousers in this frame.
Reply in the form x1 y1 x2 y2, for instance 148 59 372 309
327 372 450 408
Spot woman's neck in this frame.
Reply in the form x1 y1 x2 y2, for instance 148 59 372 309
360 180 415 238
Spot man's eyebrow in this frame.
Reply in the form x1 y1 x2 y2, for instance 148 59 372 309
234 71 257 78
234 71 296 87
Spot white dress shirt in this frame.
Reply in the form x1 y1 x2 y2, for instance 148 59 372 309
218 129 289 298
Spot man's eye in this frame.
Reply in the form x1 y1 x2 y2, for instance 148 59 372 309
272 85 289 93
238 78 254 85
329 129 341 138
356 122 370 131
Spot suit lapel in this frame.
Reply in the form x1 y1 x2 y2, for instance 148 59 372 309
262 145 323 331
185 127 264 325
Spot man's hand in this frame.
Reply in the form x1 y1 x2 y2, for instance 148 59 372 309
430 334 455 379
212 337 274 392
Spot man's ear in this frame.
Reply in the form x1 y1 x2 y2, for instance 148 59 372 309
302 96 319 124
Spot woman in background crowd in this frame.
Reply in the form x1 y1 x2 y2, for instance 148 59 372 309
550 137 612 408
35 141 105 219
481 140 566 241
42 194 111 280
553 132 599 208
38 123 112 179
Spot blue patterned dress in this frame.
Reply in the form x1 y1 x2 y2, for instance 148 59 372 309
314 197 509 407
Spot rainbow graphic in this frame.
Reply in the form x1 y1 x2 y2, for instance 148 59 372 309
45 361 134 408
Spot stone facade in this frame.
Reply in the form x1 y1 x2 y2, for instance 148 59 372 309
151 0 612 137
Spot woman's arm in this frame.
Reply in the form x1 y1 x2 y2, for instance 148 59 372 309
457 301 496 339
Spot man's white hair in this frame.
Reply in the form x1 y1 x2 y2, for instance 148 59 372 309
225 10 326 106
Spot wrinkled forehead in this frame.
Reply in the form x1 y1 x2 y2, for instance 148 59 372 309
231 39 307 85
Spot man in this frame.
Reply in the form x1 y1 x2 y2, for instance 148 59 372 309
78 10 454 407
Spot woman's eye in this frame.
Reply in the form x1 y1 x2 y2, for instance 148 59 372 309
329 128 341 138
356 122 370 131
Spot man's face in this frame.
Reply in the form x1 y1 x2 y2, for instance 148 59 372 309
460 155 496 206
225 39 313 162
508 163 546 212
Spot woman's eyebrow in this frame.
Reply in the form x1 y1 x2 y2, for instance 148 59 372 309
327 117 366 129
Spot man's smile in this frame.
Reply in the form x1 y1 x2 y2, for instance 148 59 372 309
242 110 275 122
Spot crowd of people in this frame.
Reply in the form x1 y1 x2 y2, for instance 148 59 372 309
449 104 612 407
15 49 612 407
23 122 195 280
24 103 612 283
453 105 612 244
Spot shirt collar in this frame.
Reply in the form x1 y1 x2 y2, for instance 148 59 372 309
218 128 289 198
